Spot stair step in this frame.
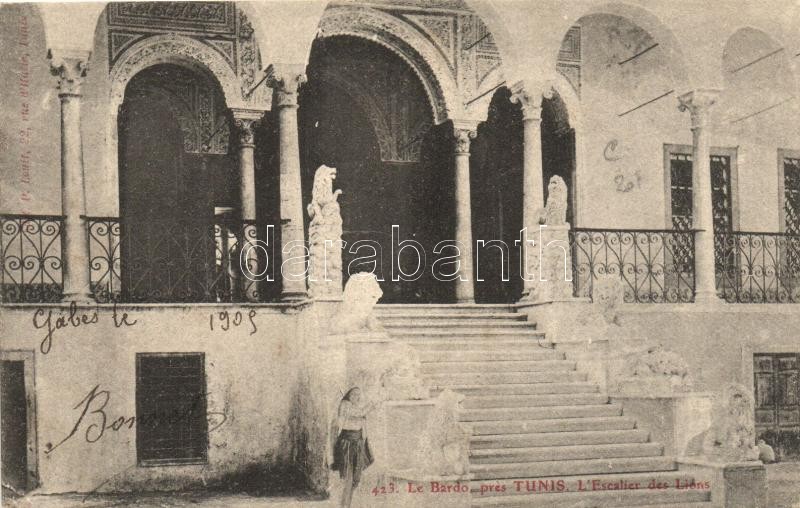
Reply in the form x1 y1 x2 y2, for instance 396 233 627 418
423 360 576 374
460 404 622 422
402 339 555 350
391 330 546 340
469 416 637 435
471 429 650 449
433 382 599 396
422 350 564 362
471 487 711 506
462 393 609 409
380 312 527 321
469 456 677 480
427 371 587 386
470 442 664 464
384 320 533 330
375 304 514 315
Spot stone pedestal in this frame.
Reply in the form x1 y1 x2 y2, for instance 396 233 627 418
611 393 712 457
679 458 767 508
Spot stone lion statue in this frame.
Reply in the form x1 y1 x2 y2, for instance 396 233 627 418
699 383 759 461
307 165 343 298
332 272 384 334
592 274 626 325
539 175 568 226
609 343 692 395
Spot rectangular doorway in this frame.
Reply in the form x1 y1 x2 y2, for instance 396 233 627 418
754 353 800 460
1 351 38 495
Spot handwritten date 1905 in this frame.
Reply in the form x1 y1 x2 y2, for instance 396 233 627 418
209 310 257 335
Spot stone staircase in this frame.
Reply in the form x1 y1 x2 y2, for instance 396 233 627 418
376 304 713 507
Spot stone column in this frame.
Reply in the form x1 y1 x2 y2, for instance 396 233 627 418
51 50 92 302
452 121 477 303
232 109 264 302
678 90 721 304
510 83 547 300
266 64 308 301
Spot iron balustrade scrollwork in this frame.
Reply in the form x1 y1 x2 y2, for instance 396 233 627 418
86 217 122 302
84 217 261 303
715 231 800 303
569 228 696 303
0 214 64 302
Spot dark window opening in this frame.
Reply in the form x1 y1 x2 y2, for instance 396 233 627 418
136 353 208 466
784 157 800 235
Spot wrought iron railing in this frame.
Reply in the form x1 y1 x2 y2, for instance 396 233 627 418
570 228 696 303
0 214 64 302
715 231 800 303
87 216 259 303
87 217 122 302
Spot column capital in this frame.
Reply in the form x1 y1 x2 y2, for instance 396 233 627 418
47 49 90 96
231 108 265 147
452 120 478 155
265 63 307 108
509 80 555 121
678 89 721 129
49 49 90 97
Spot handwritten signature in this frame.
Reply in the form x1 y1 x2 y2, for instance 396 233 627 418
45 384 227 455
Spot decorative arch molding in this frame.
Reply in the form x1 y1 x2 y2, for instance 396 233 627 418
109 33 258 111
318 5 462 124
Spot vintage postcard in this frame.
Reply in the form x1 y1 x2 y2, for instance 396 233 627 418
0 0 799 506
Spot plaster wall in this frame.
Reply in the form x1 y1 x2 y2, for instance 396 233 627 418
0 303 313 494
618 306 800 395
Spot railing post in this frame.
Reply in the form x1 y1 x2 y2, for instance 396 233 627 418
678 90 722 304
50 50 93 302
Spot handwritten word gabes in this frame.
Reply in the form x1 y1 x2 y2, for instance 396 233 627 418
32 302 138 354
209 309 257 335
45 385 227 455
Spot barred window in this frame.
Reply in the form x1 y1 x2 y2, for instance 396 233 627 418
784 157 800 235
668 151 733 233
136 353 207 466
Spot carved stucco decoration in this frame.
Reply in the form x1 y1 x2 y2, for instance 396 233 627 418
318 5 460 124
109 33 266 111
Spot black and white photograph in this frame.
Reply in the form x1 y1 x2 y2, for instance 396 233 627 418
0 0 799 506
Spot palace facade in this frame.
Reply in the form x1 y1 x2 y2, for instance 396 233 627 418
1 1 799 506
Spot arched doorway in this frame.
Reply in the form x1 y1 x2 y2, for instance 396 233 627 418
542 91 576 225
300 36 452 303
118 64 238 302
471 87 576 303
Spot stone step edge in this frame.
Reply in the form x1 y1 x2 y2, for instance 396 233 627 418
470 442 664 458
470 428 649 443
469 456 678 473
